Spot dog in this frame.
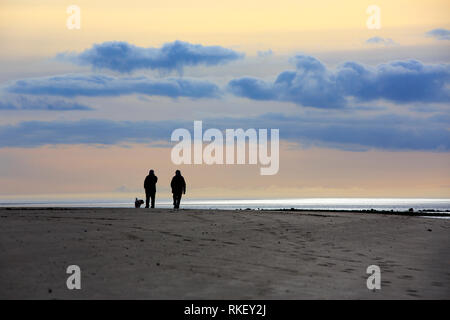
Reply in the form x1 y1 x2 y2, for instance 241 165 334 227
135 198 144 208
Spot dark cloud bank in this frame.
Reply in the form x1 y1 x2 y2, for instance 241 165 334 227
0 95 92 111
0 113 448 151
6 56 450 109
7 74 221 99
228 55 450 108
57 40 244 74
2 47 449 152
5 51 450 109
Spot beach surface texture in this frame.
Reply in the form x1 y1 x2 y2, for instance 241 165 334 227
0 207 449 299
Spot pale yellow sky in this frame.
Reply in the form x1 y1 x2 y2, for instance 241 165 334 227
1 0 449 56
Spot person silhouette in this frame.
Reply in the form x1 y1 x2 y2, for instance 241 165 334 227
144 169 158 208
170 170 186 209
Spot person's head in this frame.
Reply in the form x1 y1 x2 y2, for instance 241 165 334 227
175 170 181 176
149 169 154 175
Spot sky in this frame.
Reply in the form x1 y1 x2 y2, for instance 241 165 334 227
0 0 449 200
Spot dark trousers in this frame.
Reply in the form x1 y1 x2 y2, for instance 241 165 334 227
173 193 182 209
145 190 155 208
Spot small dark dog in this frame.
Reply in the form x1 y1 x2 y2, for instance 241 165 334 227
135 198 144 208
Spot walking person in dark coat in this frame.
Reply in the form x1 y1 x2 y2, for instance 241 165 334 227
170 170 186 209
144 169 158 208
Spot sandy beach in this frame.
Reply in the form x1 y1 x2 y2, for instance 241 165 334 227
0 207 449 299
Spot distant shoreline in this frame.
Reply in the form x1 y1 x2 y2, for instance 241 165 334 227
2 206 450 217
264 208 450 217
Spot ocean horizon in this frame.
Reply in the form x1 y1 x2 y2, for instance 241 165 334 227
1 197 449 213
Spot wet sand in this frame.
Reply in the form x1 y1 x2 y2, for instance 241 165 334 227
0 207 449 299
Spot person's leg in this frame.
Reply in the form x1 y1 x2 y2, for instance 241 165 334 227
151 192 155 208
177 193 183 209
145 191 150 208
173 193 177 208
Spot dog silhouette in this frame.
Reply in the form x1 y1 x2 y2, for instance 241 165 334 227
135 198 144 208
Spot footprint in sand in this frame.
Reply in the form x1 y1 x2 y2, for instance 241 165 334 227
431 281 443 287
406 289 421 298
318 262 336 267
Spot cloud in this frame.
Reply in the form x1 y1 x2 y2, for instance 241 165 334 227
229 55 344 108
0 112 448 151
0 119 178 148
257 49 273 58
8 55 448 107
0 95 92 111
244 113 450 151
6 74 221 98
425 28 450 40
57 40 244 74
365 36 396 45
228 55 450 108
338 60 450 103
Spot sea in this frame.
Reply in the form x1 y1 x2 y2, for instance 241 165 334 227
1 198 449 213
